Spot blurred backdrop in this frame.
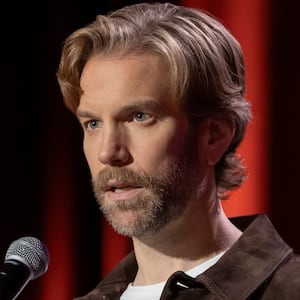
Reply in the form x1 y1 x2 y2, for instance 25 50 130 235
3 0 300 299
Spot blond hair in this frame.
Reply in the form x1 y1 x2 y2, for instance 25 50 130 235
57 2 252 199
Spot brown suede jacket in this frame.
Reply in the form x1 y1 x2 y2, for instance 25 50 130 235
74 214 300 299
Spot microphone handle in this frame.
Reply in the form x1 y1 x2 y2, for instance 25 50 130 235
0 260 30 300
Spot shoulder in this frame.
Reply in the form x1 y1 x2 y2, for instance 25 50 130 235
72 251 137 300
265 252 300 299
274 252 300 283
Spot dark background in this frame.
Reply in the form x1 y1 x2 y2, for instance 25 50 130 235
2 0 300 298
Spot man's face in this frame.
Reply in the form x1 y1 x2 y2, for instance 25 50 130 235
77 54 208 239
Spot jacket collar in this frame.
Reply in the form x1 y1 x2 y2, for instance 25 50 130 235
78 214 293 299
193 214 293 299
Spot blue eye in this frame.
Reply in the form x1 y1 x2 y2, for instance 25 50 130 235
87 120 100 130
133 112 151 122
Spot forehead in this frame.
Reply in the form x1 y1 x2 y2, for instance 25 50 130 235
80 54 168 89
78 54 177 112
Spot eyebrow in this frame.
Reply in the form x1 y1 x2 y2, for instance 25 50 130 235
122 99 163 113
76 99 163 119
76 109 97 119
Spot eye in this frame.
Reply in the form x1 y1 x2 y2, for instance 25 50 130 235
133 112 152 122
86 120 101 130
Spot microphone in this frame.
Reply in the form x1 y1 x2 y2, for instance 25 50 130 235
0 236 50 300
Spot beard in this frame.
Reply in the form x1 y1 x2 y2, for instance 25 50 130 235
92 130 204 239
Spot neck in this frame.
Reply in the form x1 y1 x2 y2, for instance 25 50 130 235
132 194 241 285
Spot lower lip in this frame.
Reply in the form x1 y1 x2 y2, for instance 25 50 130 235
105 187 143 201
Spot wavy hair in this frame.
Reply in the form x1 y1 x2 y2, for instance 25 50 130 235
57 2 252 199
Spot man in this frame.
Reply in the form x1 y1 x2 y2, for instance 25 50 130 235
57 2 300 299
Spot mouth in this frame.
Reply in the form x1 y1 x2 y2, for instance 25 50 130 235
100 180 144 202
103 179 142 193
108 186 142 193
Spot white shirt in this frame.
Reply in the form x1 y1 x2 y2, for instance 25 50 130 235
120 251 225 300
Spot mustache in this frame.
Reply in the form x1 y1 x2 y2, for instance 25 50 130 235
93 167 158 191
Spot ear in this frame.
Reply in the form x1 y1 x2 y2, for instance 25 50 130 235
200 118 235 166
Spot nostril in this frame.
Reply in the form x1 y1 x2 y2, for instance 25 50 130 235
98 145 132 167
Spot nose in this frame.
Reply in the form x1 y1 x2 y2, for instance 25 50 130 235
97 124 131 166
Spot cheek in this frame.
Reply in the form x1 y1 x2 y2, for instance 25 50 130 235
83 138 99 176
164 120 192 158
133 124 190 173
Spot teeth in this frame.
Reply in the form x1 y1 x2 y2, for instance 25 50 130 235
113 187 133 193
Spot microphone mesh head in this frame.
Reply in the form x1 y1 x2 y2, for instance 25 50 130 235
5 236 50 279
